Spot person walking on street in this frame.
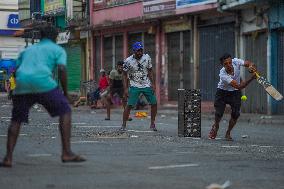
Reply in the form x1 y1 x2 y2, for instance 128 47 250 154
121 42 157 131
208 53 257 141
0 25 85 168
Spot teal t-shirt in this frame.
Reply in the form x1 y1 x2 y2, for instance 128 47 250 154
14 39 67 94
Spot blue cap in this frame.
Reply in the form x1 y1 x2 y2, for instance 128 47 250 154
132 42 143 51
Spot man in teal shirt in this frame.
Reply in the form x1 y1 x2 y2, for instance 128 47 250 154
0 25 85 167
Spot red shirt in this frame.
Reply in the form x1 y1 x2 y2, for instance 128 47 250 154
99 75 109 90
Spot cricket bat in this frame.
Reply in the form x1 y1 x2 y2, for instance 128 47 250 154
255 72 283 101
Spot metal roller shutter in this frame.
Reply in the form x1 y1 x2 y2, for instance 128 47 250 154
167 31 192 101
65 44 82 92
144 33 156 70
94 36 101 83
199 23 235 101
103 36 113 73
115 35 123 63
167 32 180 101
183 30 192 90
277 31 284 114
243 32 268 113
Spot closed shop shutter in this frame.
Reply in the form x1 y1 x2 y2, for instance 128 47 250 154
243 32 267 113
115 35 123 63
104 36 113 74
167 32 180 100
199 23 235 101
144 33 156 70
276 30 284 114
94 36 101 82
183 31 192 90
167 30 192 101
64 44 82 92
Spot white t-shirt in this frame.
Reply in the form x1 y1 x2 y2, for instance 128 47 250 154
217 58 245 91
123 54 152 88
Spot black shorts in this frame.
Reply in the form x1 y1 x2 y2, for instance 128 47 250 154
214 88 242 119
111 88 123 98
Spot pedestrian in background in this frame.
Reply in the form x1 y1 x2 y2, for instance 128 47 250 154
0 24 85 167
121 42 158 131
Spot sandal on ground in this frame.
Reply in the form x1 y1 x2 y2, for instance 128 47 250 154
119 126 126 132
62 155 86 163
150 124 157 131
105 118 110 120
0 162 12 168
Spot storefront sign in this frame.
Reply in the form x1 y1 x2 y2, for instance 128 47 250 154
18 0 30 21
176 0 216 9
56 32 70 44
143 0 176 14
163 20 191 33
94 0 139 10
7 14 20 28
80 31 89 39
44 0 65 15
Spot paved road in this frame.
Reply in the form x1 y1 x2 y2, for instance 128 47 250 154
0 99 283 189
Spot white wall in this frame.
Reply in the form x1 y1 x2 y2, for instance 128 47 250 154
0 0 18 10
0 1 25 59
241 8 268 33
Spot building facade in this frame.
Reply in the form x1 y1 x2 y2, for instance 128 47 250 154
18 0 88 93
90 0 237 105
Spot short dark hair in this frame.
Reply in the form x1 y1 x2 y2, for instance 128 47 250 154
219 53 232 65
117 61 124 66
39 25 59 42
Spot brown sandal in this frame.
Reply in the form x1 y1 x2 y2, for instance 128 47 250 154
62 155 86 163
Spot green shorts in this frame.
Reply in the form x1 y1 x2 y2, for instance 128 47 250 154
127 87 157 106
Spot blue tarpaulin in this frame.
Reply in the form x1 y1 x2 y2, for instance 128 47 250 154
0 59 16 75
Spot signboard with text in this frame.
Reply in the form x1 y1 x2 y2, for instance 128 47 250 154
176 0 216 9
44 0 65 15
143 0 176 14
94 0 139 10
7 14 20 28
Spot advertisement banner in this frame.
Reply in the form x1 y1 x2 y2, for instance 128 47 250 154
176 0 216 9
44 0 65 15
143 0 176 14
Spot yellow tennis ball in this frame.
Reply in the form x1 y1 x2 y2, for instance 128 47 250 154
241 95 247 101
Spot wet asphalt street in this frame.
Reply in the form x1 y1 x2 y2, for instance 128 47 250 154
0 96 284 189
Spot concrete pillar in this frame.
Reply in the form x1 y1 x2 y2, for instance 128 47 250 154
155 24 161 104
100 33 104 69
89 0 94 80
123 31 128 59
193 15 199 89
